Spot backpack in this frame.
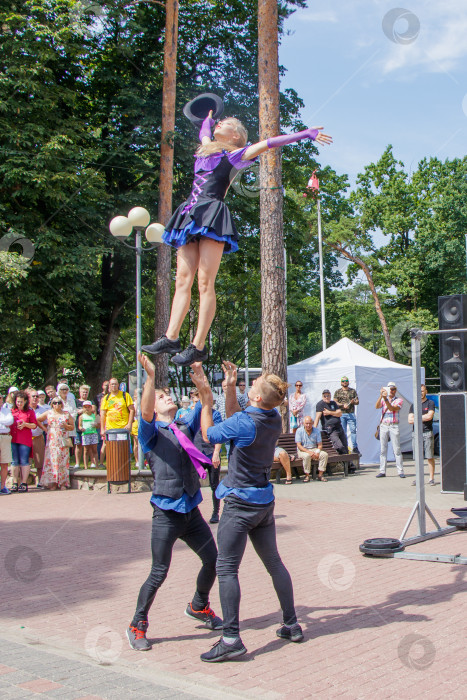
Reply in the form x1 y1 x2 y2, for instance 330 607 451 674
103 392 131 410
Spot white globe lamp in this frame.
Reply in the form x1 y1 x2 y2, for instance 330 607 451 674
127 207 150 227
109 215 132 238
145 222 165 244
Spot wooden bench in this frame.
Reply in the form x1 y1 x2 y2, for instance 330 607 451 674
272 432 360 483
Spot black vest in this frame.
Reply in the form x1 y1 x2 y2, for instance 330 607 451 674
145 422 201 499
197 154 233 201
223 409 282 489
194 428 214 458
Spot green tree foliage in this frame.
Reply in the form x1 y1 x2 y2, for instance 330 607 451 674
0 252 28 288
2 0 465 392
0 0 306 390
326 149 467 378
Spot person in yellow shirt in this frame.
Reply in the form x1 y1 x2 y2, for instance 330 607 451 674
100 379 135 464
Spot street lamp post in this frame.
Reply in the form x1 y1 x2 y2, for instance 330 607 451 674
306 172 326 351
316 195 326 351
109 207 164 472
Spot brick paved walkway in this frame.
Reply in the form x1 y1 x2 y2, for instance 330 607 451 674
2 464 467 699
0 638 210 699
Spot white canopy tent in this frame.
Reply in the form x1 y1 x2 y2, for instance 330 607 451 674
287 338 423 465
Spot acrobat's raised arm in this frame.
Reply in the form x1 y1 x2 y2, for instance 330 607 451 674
241 126 332 161
199 111 214 146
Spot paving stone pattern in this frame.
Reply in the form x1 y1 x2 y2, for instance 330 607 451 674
1 464 467 698
0 639 206 699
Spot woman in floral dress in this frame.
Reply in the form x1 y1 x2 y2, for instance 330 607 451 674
37 398 74 490
289 381 307 434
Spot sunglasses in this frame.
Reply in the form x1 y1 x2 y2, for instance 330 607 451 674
52 401 62 405
295 384 303 387
341 381 349 384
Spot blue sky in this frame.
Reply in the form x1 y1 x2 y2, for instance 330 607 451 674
279 0 467 186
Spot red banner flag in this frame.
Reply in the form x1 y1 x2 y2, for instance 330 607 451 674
307 170 319 191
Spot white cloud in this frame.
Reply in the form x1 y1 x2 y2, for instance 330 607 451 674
300 10 338 23
300 0 467 77
379 4 467 76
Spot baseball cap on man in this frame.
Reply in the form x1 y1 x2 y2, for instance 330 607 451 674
37 390 46 396
8 386 19 394
322 389 331 395
57 383 69 391
387 382 397 388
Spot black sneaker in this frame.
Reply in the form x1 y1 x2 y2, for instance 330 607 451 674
185 602 223 630
126 621 152 651
141 335 181 356
209 512 220 524
376 473 386 478
200 637 247 663
276 623 304 642
171 344 208 367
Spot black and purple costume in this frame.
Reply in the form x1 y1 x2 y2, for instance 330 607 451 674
163 147 257 254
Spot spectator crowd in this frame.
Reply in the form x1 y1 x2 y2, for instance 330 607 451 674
0 370 436 495
0 378 135 494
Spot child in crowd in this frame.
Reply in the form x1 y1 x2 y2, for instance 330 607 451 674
175 396 192 421
78 401 99 469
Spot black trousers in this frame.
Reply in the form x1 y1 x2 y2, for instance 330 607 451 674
206 463 221 514
216 496 297 637
326 425 349 454
132 504 218 624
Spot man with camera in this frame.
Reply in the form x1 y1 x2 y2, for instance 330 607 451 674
375 382 405 478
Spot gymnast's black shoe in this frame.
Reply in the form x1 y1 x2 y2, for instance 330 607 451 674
141 335 181 355
126 620 152 651
185 602 223 630
200 637 247 663
171 344 208 366
276 622 304 643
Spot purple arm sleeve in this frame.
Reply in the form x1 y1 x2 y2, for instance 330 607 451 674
199 115 215 142
227 147 258 170
267 128 319 149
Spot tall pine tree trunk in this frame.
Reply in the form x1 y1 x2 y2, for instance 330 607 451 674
258 0 288 430
154 0 179 388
